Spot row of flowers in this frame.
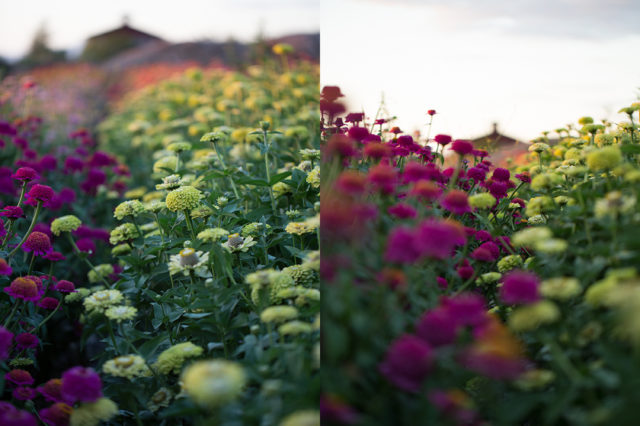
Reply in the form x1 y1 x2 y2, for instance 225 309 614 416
321 86 640 425
1 59 320 425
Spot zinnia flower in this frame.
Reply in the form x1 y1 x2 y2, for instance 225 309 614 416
441 190 471 215
500 270 541 305
61 366 102 403
379 334 433 392
5 369 34 386
0 327 13 359
24 184 54 207
1 206 24 218
15 333 38 350
22 231 52 256
181 360 246 407
4 277 43 302
415 219 466 260
0 258 12 275
11 167 39 182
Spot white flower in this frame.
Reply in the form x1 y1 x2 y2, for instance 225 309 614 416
168 248 210 277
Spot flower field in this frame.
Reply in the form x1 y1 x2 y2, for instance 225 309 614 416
0 55 320 425
321 86 640 425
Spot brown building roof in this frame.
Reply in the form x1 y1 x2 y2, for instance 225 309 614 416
87 24 163 43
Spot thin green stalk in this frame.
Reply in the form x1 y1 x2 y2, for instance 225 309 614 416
33 300 62 333
3 299 21 327
263 130 277 213
8 202 42 259
212 141 240 199
184 211 197 241
27 253 36 275
67 234 112 288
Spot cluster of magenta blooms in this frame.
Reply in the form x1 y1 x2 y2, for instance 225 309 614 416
0 117 126 425
320 87 544 424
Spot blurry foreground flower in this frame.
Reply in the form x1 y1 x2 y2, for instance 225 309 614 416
181 360 246 407
70 398 118 426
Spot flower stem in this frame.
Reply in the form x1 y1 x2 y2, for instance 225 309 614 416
212 141 240 199
8 202 42 259
67 234 112 288
184 211 197 241
3 299 21 328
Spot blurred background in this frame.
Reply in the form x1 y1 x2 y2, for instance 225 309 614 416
321 0 640 161
0 0 319 137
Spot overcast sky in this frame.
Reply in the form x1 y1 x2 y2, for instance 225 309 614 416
0 0 319 59
321 0 640 141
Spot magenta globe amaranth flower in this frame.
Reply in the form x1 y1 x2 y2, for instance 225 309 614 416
0 406 38 426
54 280 76 293
24 184 54 207
441 190 471 215
0 258 12 275
416 307 458 347
12 387 36 401
434 134 452 146
11 167 39 182
450 139 474 156
500 270 541 305
1 206 24 219
385 227 421 264
379 334 434 392
38 297 59 310
15 333 38 350
387 203 417 219
415 219 466 260
22 231 52 256
61 366 103 403
4 277 43 302
5 369 35 386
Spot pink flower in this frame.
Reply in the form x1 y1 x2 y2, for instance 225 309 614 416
0 406 37 426
15 333 38 350
385 227 421 264
450 139 474 156
368 163 398 195
44 251 66 262
335 171 367 196
440 190 471 215
500 270 540 305
22 231 52 256
37 297 59 310
388 203 417 219
434 134 452 146
12 387 36 401
1 206 24 219
5 369 34 386
39 402 72 426
492 167 510 182
61 366 103 403
37 379 68 403
11 167 39 182
416 307 458 347
379 335 433 392
54 280 76 293
24 184 55 207
4 277 43 302
415 219 466 260
0 258 12 276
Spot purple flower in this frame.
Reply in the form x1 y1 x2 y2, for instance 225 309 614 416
45 251 66 262
467 167 486 182
4 277 43 302
22 232 52 256
434 134 452 146
379 334 433 392
415 219 466 260
5 369 35 386
24 184 55 207
37 297 59 310
385 227 421 264
63 156 84 173
11 167 39 182
0 258 12 276
12 387 36 401
61 366 103 403
39 155 57 171
500 270 540 305
474 230 492 242
54 280 76 293
492 168 510 182
387 203 417 219
0 406 37 426
75 238 96 256
440 190 471 215
15 333 38 350
450 139 474 156
416 307 458 347
443 293 487 328
488 181 508 199
39 402 72 426
1 206 24 219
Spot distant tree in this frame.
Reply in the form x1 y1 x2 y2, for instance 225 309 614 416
18 24 66 69
0 56 11 78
